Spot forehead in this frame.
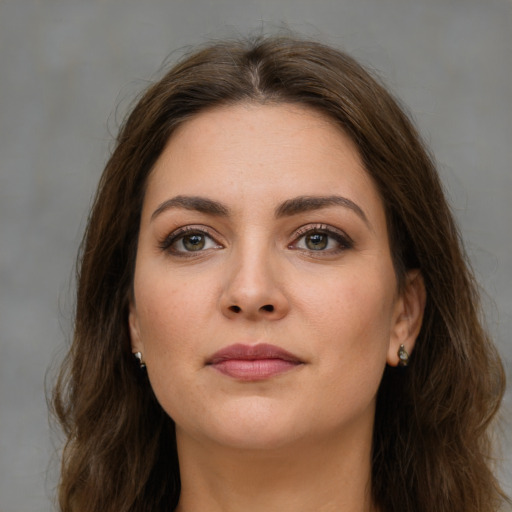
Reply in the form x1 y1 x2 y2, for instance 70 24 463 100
144 103 384 225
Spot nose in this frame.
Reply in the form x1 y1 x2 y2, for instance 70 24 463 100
220 246 290 321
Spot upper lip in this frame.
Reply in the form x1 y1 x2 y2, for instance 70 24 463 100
206 343 303 365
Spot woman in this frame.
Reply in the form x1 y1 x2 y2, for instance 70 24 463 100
53 36 509 511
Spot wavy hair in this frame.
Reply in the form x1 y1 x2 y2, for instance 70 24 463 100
52 35 509 511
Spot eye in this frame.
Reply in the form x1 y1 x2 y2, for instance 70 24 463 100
303 232 330 250
159 227 223 255
290 224 353 254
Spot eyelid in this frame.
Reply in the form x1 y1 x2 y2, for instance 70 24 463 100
288 223 354 252
158 223 352 256
158 225 223 254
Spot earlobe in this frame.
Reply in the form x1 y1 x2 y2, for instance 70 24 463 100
128 301 143 354
387 270 426 367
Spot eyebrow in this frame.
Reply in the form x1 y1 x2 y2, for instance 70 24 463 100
151 194 370 227
275 195 370 226
151 195 230 221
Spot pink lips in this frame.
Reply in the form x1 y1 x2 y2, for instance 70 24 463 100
207 343 303 381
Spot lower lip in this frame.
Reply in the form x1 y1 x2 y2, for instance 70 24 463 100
210 359 301 381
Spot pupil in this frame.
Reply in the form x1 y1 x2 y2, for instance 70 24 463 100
183 234 205 251
306 233 328 250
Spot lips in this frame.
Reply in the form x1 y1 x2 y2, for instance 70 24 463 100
206 343 303 381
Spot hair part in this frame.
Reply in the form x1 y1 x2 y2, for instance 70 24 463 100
52 35 509 512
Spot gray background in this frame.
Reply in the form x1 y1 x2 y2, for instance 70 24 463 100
0 0 510 510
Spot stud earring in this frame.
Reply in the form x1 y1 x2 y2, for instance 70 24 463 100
397 344 409 367
134 351 146 369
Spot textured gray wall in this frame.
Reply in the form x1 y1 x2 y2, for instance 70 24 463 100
0 0 510 510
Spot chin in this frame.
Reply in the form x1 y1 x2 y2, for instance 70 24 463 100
176 399 307 452
207 423 303 452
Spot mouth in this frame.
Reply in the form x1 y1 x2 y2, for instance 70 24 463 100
206 343 304 381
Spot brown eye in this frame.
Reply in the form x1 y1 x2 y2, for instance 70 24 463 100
160 227 223 256
290 225 353 255
305 233 328 250
182 234 206 251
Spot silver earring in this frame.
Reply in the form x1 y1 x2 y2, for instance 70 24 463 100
134 351 146 369
398 344 409 367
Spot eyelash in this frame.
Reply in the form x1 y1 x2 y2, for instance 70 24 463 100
289 224 354 255
158 226 222 257
158 223 353 257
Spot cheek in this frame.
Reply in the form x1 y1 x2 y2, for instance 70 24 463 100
313 276 395 411
134 270 206 360
296 262 396 388
298 265 396 343
133 275 205 417
268 269 394 433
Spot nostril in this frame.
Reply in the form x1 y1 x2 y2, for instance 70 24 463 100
261 304 274 312
229 305 241 313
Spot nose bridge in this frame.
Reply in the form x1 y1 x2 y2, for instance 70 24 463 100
221 234 288 319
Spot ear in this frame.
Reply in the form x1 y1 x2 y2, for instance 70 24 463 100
128 300 144 354
387 269 426 366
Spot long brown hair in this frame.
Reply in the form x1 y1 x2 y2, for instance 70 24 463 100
52 35 509 512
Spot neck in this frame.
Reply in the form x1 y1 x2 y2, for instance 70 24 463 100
174 422 377 512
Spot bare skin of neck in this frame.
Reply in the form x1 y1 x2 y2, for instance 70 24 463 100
174 415 378 512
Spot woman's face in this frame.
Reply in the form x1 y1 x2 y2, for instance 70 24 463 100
130 103 421 451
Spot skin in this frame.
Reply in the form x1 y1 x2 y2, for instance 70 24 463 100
129 103 425 512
